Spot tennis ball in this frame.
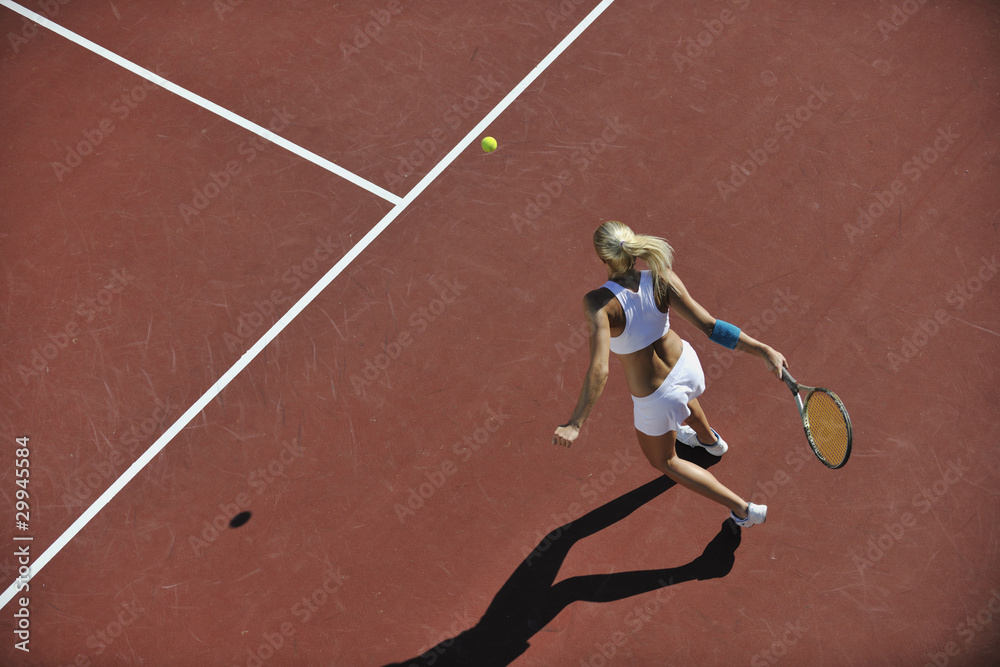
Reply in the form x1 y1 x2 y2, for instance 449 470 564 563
481 136 498 153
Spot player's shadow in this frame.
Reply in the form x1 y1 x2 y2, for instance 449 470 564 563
383 447 742 667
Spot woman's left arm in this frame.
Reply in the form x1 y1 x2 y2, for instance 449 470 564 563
667 271 787 379
733 331 787 379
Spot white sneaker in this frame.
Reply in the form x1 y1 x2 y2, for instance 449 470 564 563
676 425 728 456
731 503 767 527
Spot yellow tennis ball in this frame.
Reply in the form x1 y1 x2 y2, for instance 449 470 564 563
481 136 498 153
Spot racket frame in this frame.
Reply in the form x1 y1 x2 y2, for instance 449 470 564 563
781 368 853 469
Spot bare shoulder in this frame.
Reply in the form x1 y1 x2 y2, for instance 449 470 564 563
583 287 615 313
663 269 715 333
652 268 678 308
663 268 683 292
664 269 691 301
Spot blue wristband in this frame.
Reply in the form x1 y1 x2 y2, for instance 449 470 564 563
709 319 741 349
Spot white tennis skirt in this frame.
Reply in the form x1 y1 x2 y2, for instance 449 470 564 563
631 339 706 437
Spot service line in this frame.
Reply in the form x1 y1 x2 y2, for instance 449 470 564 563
0 0 402 205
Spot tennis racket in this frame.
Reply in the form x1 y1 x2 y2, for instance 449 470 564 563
781 368 852 469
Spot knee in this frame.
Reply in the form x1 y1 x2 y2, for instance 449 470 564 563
651 454 679 476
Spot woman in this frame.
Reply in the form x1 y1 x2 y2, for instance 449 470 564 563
552 221 787 527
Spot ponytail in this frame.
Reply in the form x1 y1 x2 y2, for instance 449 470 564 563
593 221 674 296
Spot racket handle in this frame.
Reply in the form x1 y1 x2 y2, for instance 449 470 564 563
781 367 799 394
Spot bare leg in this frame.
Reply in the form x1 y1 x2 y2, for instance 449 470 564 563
682 397 717 444
636 429 748 519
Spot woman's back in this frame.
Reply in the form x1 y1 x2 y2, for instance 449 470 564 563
595 269 684 398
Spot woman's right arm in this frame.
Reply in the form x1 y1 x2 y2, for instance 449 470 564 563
552 293 611 448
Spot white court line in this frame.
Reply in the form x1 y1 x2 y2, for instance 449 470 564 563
0 0 618 610
0 0 403 205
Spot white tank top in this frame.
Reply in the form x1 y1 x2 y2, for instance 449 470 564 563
602 271 670 355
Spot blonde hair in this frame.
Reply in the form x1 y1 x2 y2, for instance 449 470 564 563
593 221 674 296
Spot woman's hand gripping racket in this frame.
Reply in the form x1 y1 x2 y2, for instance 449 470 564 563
781 368 853 469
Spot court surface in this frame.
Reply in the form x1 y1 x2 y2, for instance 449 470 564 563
2 0 999 665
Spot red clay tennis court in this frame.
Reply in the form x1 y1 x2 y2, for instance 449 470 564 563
2 0 999 665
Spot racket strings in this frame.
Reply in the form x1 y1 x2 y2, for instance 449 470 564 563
805 391 850 466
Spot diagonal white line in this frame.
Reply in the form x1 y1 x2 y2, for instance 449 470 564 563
0 0 403 205
0 0 618 610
